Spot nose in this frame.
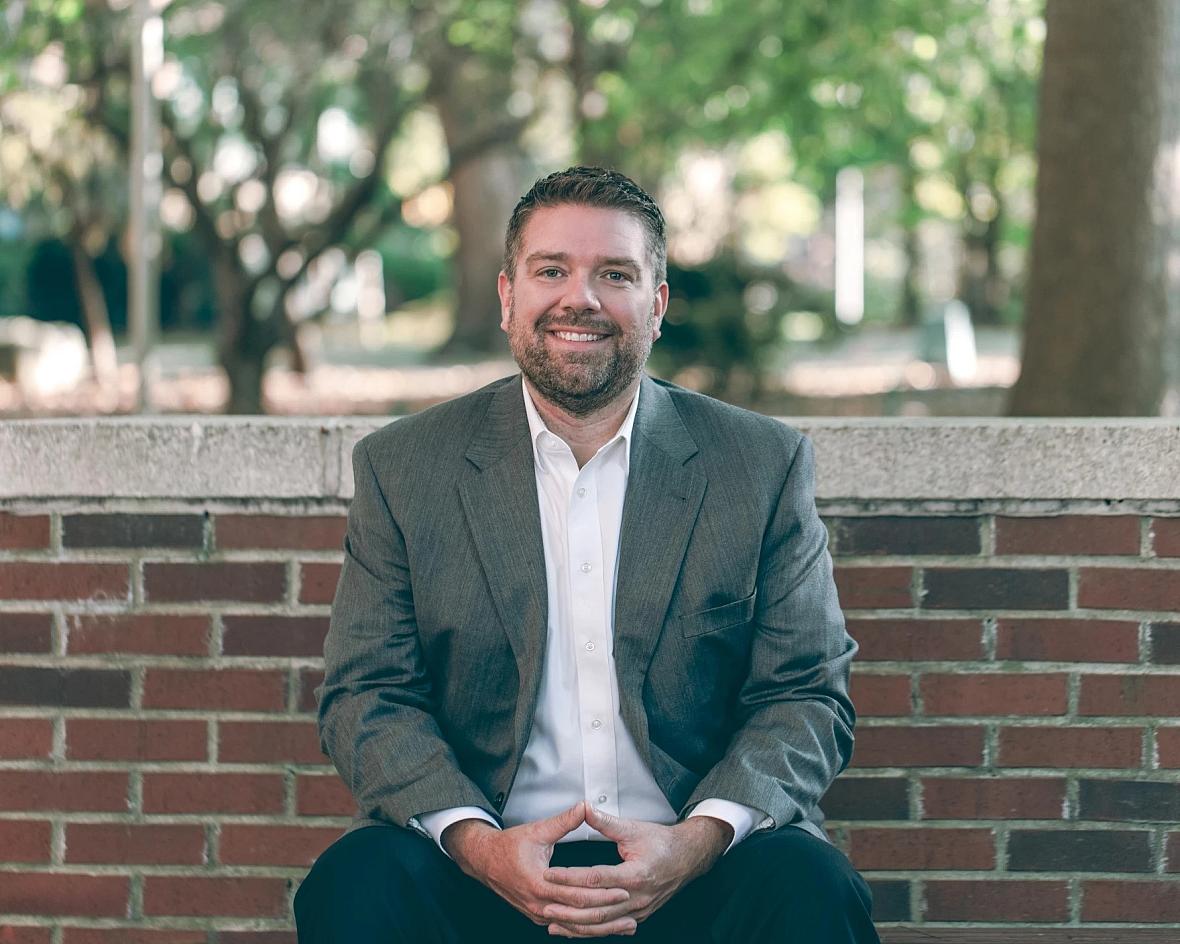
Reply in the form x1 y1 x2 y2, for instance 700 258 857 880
559 272 601 313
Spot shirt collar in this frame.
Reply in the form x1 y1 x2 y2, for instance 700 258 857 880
522 377 640 472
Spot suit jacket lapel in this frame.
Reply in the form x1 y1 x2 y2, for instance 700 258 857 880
614 377 707 755
458 377 548 722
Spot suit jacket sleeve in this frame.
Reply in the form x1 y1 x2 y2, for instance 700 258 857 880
316 435 497 828
684 432 856 829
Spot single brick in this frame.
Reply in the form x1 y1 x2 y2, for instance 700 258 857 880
846 618 983 662
818 777 909 821
921 777 1066 820
144 562 286 603
1078 779 1180 821
0 513 50 549
66 719 207 762
1160 726 1180 767
0 772 128 812
142 668 286 712
833 566 913 609
0 874 129 917
998 726 1143 768
1168 833 1180 872
0 928 51 943
865 880 910 922
0 612 53 652
921 568 1069 610
217 935 297 944
1079 674 1180 716
222 615 330 657
925 880 1069 922
848 827 994 870
849 674 911 717
298 668 324 713
0 563 128 601
142 773 284 814
296 774 355 816
299 562 342 604
850 726 984 768
1151 517 1180 557
996 515 1140 556
142 876 288 917
0 820 52 862
0 667 130 708
65 823 206 865
62 931 207 944
920 672 1068 716
66 614 209 656
1079 567 1180 611
62 514 203 549
0 718 53 759
1082 880 1180 921
996 618 1140 663
1009 828 1153 872
219 824 342 866
829 516 981 556
1150 622 1180 664
216 515 347 550
219 720 326 764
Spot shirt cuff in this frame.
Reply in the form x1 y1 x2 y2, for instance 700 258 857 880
412 807 501 857
686 798 774 854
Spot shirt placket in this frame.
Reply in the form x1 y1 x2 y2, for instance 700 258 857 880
567 459 619 818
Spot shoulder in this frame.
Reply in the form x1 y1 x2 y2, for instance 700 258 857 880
353 375 517 478
652 377 804 458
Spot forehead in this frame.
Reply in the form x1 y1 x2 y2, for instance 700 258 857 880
517 204 648 263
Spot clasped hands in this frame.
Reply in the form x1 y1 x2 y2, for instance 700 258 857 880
442 800 732 938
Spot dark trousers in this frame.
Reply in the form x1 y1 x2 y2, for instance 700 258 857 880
294 824 880 944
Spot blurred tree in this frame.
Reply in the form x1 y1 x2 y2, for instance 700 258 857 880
1009 0 1180 415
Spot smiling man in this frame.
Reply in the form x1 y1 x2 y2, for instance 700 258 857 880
294 167 879 943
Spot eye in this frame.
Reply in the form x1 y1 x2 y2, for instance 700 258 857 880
604 271 630 282
539 267 563 278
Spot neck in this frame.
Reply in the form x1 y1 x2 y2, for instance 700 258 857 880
525 376 639 467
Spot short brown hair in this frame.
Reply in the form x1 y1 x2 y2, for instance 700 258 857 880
503 166 667 284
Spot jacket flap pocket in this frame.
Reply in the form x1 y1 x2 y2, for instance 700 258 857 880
678 590 757 637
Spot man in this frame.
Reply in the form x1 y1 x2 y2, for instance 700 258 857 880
295 167 878 943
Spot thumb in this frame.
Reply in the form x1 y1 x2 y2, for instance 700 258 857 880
585 803 632 841
534 801 586 841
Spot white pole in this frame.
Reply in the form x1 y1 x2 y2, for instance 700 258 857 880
129 0 163 412
834 166 865 326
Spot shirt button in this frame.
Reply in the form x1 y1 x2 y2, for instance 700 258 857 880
591 719 602 729
585 641 595 652
597 794 608 804
580 562 592 573
577 487 587 497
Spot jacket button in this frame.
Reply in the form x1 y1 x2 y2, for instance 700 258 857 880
494 793 505 808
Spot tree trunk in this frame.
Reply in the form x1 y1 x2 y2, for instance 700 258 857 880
214 253 274 414
69 239 119 390
1009 0 1180 416
958 192 1004 327
898 165 922 326
433 61 525 356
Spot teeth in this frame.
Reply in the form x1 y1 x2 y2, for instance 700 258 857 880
554 331 605 342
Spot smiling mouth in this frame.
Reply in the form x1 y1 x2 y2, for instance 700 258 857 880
550 330 609 342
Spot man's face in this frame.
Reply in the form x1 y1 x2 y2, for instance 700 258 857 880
498 203 669 417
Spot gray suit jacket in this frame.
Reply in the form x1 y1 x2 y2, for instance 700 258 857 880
318 374 856 842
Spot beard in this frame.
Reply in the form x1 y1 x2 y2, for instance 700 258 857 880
506 301 657 417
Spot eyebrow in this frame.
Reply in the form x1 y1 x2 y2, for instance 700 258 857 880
523 251 642 272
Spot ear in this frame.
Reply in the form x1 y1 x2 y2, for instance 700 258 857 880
650 281 669 342
497 271 513 332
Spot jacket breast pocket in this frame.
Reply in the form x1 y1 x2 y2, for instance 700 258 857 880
678 590 757 638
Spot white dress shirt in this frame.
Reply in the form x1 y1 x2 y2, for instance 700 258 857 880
417 381 769 852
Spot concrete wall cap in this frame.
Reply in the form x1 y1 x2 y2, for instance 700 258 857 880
1 415 1177 500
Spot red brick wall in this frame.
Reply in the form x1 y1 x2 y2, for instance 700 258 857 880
1 506 1178 936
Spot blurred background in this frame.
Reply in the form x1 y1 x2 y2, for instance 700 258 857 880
0 0 1177 418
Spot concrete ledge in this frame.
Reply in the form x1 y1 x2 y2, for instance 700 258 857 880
1 416 1179 501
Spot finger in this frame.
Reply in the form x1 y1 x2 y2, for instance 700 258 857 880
535 802 587 842
544 863 638 888
542 882 630 909
548 916 638 938
542 898 636 927
583 804 634 841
